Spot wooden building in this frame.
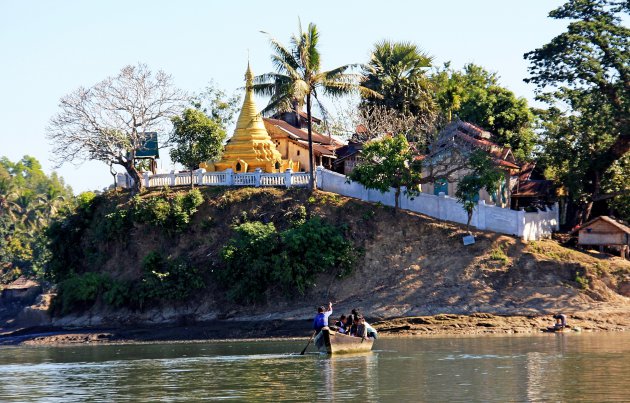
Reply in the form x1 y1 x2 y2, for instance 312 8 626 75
573 216 630 258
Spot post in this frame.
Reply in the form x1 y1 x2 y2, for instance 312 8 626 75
285 169 293 188
517 208 526 239
254 168 262 187
170 170 176 187
225 168 234 186
477 200 487 230
316 166 324 189
438 192 447 220
196 168 206 186
143 172 150 188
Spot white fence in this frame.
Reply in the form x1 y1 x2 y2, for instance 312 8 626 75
316 167 559 241
116 168 310 189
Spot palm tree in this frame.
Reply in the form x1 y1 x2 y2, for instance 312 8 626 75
361 40 436 117
253 21 376 190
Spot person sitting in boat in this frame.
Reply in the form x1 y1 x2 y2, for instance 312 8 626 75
364 320 378 339
313 302 333 334
335 315 347 334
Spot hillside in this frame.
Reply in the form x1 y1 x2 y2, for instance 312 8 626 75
4 186 630 336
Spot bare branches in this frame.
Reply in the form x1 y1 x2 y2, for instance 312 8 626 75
47 63 188 171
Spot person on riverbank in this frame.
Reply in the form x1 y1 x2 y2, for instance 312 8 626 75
313 302 333 334
553 313 567 329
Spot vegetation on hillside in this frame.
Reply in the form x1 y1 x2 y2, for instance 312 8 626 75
44 187 359 313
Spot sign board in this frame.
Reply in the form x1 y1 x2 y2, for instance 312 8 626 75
136 132 159 158
462 235 475 245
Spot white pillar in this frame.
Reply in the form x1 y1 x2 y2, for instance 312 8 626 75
316 166 324 189
477 200 487 230
143 172 150 188
285 169 293 188
170 170 176 187
254 168 262 187
196 168 206 186
517 208 526 239
438 192 447 220
225 168 233 186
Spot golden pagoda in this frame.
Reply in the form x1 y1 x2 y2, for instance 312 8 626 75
203 64 297 173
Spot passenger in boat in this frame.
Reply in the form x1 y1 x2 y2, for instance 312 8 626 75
364 320 378 339
335 315 347 334
313 302 333 333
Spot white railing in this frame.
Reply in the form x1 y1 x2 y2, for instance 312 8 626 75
117 168 310 190
315 167 559 241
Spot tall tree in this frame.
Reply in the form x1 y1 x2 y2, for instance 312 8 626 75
169 108 227 188
432 63 536 160
253 21 372 190
361 40 436 118
524 0 629 223
47 63 187 193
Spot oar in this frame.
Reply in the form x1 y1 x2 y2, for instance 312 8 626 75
300 330 317 355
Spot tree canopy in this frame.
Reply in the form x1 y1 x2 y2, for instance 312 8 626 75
524 0 629 222
361 40 436 118
254 21 373 189
47 63 187 193
432 63 536 160
169 108 227 188
0 156 73 283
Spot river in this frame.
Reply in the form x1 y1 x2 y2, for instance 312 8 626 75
1 332 629 402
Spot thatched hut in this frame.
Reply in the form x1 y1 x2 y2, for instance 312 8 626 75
572 216 630 258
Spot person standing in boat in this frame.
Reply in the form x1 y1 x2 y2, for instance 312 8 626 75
313 302 333 334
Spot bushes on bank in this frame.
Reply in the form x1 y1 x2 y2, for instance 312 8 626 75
55 251 205 313
218 217 357 303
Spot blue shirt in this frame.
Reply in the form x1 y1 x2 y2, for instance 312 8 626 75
313 309 333 331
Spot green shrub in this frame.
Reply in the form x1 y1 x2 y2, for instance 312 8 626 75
489 244 510 264
56 272 108 313
131 189 204 234
218 222 280 303
218 217 357 303
135 251 205 305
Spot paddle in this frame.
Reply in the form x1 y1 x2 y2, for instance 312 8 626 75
300 330 317 355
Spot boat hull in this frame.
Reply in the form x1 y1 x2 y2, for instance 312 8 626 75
314 327 374 354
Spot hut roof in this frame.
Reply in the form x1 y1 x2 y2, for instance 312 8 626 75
571 216 630 235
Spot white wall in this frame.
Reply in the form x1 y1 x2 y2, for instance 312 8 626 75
317 167 558 241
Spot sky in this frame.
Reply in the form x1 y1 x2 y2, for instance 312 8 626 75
0 0 567 194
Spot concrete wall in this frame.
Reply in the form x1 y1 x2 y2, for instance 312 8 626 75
316 167 558 241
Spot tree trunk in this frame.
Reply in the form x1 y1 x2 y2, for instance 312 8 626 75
466 207 473 233
394 186 400 210
122 159 143 194
190 169 195 190
306 93 315 191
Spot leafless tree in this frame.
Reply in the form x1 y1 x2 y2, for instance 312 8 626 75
322 99 440 148
47 63 188 193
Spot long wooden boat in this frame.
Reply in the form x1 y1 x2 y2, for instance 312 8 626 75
313 327 374 354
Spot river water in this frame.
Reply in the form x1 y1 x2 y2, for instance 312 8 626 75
1 332 629 402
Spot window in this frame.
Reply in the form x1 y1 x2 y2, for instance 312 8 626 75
236 162 241 172
275 161 280 170
434 179 448 195
297 150 300 156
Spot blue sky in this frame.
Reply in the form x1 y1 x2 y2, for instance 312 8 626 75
0 0 566 193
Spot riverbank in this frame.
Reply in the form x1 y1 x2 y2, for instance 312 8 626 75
2 310 628 346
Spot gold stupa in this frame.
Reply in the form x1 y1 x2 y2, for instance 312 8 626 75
204 64 297 173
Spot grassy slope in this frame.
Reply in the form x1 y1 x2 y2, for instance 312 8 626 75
57 187 630 325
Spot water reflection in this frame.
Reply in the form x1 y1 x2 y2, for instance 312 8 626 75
1 333 630 402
